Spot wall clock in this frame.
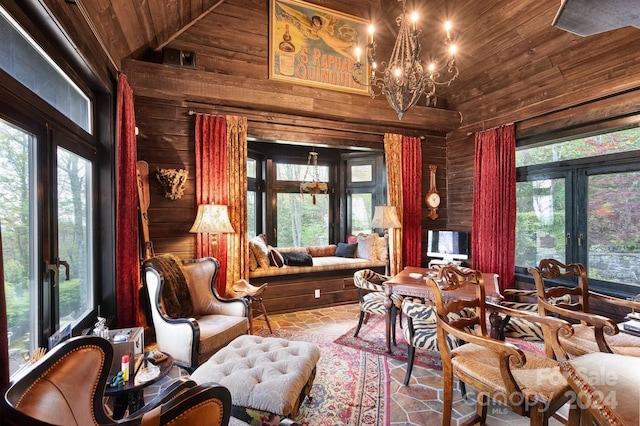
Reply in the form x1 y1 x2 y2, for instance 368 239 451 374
425 164 440 220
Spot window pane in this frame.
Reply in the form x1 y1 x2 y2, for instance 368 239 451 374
276 163 329 181
276 193 329 246
0 118 36 376
247 158 256 179
57 148 93 326
588 172 640 287
351 193 372 234
515 178 566 267
247 190 256 238
516 128 640 167
0 8 91 133
351 165 372 182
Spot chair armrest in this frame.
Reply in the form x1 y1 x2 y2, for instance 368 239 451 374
487 302 574 360
589 291 640 311
206 295 249 317
537 297 619 333
503 288 537 299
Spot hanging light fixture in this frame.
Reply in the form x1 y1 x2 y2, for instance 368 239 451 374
352 0 459 119
300 150 328 205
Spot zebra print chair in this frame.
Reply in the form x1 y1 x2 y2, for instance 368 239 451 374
401 298 475 386
498 288 572 342
353 269 403 345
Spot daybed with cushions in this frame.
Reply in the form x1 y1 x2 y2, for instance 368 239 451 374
247 234 386 314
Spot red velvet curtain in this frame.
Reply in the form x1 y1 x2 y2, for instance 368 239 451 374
115 74 140 327
0 226 9 388
472 124 516 292
401 136 422 267
194 114 228 294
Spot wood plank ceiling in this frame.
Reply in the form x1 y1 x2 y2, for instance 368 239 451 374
75 0 640 135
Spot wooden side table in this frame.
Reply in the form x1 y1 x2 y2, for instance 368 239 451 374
104 352 173 419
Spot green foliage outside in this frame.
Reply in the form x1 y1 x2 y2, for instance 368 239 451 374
516 127 640 285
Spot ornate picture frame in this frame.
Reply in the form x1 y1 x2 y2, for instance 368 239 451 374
269 0 369 95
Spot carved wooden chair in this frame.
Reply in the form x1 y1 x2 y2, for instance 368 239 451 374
529 258 640 358
428 266 580 426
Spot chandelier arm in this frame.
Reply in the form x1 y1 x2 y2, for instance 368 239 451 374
351 0 460 119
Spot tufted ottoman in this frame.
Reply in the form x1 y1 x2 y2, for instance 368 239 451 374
189 334 321 420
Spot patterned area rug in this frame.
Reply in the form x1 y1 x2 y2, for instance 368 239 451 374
333 314 444 370
252 326 389 426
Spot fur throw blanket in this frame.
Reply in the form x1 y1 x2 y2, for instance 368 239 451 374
146 254 195 318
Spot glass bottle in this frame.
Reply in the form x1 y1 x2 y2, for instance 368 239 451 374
278 24 296 76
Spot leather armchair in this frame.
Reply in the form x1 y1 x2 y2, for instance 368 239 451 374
142 255 250 371
0 335 230 426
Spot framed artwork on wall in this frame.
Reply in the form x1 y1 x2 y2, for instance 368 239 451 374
269 0 369 95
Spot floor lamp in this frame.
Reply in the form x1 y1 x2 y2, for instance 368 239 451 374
371 205 402 276
189 204 235 259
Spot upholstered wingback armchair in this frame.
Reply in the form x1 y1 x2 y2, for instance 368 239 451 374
142 255 250 371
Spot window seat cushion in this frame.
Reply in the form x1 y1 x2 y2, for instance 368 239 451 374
249 256 385 278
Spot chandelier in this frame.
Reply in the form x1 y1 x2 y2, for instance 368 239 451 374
352 0 459 119
300 150 328 205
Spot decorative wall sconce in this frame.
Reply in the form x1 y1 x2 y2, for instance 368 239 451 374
156 168 189 200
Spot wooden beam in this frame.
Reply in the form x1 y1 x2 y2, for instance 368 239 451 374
152 0 226 51
122 59 462 133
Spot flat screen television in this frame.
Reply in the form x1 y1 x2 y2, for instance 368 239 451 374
427 230 470 263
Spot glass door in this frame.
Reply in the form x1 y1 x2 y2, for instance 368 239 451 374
1 118 94 377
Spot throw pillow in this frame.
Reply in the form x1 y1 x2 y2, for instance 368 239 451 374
249 234 270 268
281 251 313 266
307 245 337 257
356 233 378 260
248 249 258 271
268 245 285 267
376 235 389 263
335 242 358 258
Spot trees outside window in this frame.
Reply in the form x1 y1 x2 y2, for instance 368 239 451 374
516 127 640 294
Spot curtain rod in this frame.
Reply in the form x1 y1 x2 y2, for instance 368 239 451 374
188 110 220 117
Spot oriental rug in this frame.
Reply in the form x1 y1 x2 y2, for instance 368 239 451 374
333 314 444 371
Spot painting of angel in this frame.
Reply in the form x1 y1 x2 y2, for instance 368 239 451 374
269 0 369 94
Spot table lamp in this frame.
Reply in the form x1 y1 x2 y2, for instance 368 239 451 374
371 205 402 275
189 204 235 258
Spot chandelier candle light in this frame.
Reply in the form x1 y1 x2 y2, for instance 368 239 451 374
352 0 459 119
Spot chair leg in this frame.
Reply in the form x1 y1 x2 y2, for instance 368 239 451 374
403 345 416 386
391 306 397 346
458 380 467 399
254 297 272 334
354 311 366 337
477 393 488 424
441 364 454 426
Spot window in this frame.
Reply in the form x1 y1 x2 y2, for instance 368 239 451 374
0 7 92 133
1 6 100 378
273 160 330 247
250 144 385 248
247 157 259 238
345 155 385 236
516 126 640 294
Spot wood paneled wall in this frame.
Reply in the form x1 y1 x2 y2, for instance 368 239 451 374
135 94 449 260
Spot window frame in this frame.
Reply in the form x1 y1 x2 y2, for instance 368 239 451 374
516 135 640 297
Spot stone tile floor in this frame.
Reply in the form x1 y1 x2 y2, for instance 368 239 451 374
142 304 565 425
